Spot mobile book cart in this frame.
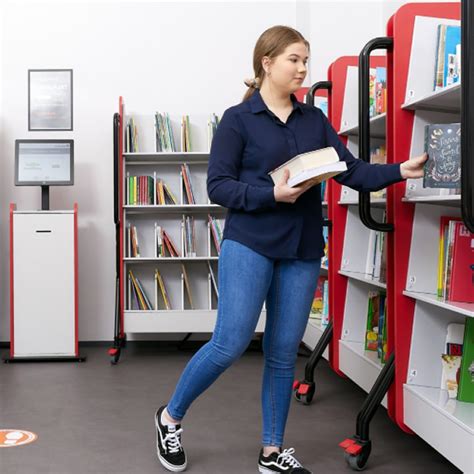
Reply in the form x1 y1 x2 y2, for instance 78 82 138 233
108 97 267 364
338 3 473 472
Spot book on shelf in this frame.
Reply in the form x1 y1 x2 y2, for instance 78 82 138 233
155 112 176 152
182 215 196 257
447 221 474 303
155 268 171 310
458 318 474 403
370 145 387 199
208 214 224 255
365 211 387 283
127 223 140 258
126 117 139 153
309 275 328 320
269 147 347 188
364 291 387 363
321 279 329 327
321 226 329 268
207 261 219 298
318 99 328 117
377 294 387 362
181 263 194 309
441 354 462 399
441 323 465 399
437 216 473 302
208 113 220 151
369 68 376 118
155 223 181 258
181 164 196 204
181 115 192 152
127 174 154 205
155 178 178 205
129 270 153 310
434 24 461 91
423 123 461 189
375 67 387 115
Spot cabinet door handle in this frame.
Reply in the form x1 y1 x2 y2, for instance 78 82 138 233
35 230 52 233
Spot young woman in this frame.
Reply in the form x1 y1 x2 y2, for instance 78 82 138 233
154 25 427 474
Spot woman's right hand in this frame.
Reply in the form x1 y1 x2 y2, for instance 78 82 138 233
273 169 315 204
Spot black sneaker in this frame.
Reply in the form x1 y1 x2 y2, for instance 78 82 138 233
155 405 187 472
258 447 312 473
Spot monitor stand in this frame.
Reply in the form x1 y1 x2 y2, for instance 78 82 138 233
41 185 50 211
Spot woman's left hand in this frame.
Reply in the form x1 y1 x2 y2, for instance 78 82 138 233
400 153 428 179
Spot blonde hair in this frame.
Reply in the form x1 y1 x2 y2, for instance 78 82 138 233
243 25 310 102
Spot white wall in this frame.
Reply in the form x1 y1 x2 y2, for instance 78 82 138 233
0 0 401 342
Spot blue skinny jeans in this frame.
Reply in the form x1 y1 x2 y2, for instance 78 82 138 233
167 238 321 447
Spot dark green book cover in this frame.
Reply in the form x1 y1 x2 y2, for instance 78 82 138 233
457 317 474 403
423 123 461 188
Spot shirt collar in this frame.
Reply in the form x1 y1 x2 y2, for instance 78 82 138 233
249 89 304 115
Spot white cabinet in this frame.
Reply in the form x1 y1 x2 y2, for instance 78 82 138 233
8 206 80 360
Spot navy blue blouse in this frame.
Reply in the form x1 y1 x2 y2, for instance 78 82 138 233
207 90 403 259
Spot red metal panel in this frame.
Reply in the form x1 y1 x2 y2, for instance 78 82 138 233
74 203 79 357
119 97 125 339
9 203 16 358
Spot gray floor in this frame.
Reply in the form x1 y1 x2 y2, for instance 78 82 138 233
0 343 461 474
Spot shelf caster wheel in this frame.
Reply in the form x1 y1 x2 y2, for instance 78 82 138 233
292 380 315 405
343 443 371 471
108 347 121 365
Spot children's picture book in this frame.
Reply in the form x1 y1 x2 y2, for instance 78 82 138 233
423 123 461 189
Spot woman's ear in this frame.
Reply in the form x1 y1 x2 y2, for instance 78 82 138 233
262 56 271 74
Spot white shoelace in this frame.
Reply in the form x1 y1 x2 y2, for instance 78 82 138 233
164 427 183 454
277 448 303 468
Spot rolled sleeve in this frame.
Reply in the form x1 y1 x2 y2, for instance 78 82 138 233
320 110 404 192
207 110 277 212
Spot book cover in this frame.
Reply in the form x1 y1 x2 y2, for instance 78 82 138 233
369 68 376 118
447 222 474 303
365 291 380 352
375 67 386 115
423 123 461 189
457 317 474 403
441 354 462 398
443 25 461 88
181 264 194 309
310 275 328 318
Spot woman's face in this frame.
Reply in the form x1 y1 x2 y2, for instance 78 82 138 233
264 42 309 94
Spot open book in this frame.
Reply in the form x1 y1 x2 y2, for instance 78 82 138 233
269 147 347 187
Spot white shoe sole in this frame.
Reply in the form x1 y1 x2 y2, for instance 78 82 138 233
258 466 280 474
158 453 187 472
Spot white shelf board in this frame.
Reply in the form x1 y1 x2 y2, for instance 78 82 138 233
339 270 387 290
124 257 219 262
124 310 266 333
124 152 209 163
338 113 386 138
403 291 474 318
404 385 473 473
339 339 387 408
338 197 387 208
401 83 461 113
302 318 329 360
402 195 460 207
124 204 225 214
